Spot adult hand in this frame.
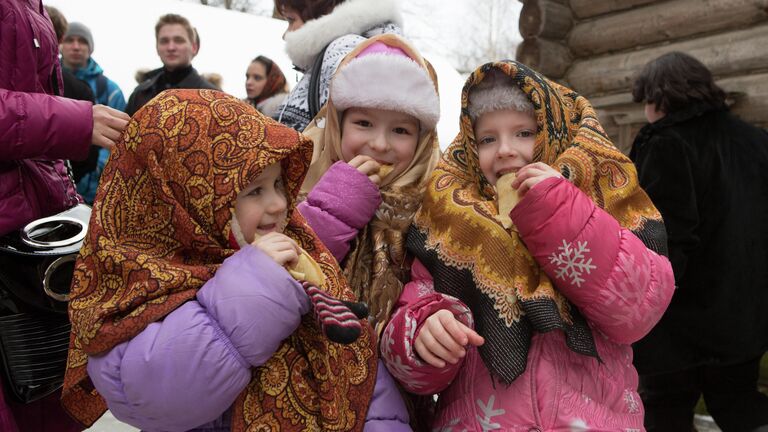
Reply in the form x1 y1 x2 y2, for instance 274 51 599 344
347 155 382 185
511 162 563 197
253 232 300 267
91 104 130 149
414 309 485 368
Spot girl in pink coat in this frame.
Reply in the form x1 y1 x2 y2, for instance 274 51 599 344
380 62 676 431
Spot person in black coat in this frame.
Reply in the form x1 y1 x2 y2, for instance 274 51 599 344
125 14 216 116
630 51 768 432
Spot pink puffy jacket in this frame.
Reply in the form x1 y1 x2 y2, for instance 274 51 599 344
381 178 675 431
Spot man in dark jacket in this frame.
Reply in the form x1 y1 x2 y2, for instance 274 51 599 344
125 14 216 116
630 52 768 432
45 5 99 183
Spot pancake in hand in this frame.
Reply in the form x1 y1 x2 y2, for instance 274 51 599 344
378 163 394 179
289 249 325 287
495 172 520 229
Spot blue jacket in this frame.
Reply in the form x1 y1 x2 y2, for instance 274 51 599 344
65 58 125 203
66 57 125 111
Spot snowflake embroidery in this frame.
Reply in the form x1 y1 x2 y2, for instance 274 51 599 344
433 418 461 432
476 395 505 431
417 280 433 297
387 355 413 380
549 240 597 287
599 252 652 330
623 389 641 414
380 325 395 359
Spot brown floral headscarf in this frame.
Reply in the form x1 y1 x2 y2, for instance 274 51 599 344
407 61 667 384
61 89 377 431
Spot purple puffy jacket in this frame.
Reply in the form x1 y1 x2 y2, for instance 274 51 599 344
0 0 93 237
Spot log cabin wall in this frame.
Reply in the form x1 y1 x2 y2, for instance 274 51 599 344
516 0 768 154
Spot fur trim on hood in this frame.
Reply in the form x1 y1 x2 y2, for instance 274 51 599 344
283 0 403 70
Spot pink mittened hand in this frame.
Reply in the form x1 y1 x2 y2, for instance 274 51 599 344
414 309 484 368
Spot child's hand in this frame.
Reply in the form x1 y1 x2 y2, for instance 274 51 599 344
414 309 485 368
347 155 382 185
511 162 563 197
252 232 300 267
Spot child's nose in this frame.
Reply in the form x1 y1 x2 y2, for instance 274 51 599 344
497 138 519 158
267 193 288 213
368 132 388 152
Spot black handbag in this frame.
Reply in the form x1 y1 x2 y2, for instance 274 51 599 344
0 204 90 403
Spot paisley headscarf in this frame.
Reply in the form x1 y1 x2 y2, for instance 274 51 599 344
61 89 377 431
408 61 667 384
301 34 441 336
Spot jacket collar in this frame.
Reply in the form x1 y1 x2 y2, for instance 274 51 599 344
137 65 200 91
283 0 403 71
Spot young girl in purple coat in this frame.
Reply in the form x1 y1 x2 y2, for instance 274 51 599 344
61 89 409 432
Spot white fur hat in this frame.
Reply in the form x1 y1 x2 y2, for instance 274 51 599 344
330 42 440 131
468 70 533 121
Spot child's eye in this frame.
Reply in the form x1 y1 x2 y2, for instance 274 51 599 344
354 120 372 127
248 187 262 196
274 178 285 191
478 136 495 145
518 130 536 138
393 127 412 135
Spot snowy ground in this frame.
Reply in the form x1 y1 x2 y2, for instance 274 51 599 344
85 412 137 432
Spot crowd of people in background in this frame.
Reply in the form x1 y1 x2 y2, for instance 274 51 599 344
1 0 767 431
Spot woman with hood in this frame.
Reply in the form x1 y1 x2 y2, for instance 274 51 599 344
274 0 404 131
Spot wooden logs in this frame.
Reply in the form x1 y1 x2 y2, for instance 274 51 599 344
568 0 657 19
516 38 573 78
519 0 574 39
566 24 768 95
722 72 768 127
569 0 768 57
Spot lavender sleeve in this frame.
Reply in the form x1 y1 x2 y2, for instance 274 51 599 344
364 360 411 431
87 246 311 432
297 161 381 262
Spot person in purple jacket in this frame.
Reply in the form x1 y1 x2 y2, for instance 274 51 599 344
0 1 129 431
60 89 410 432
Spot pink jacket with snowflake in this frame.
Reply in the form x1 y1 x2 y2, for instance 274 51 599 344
381 177 675 431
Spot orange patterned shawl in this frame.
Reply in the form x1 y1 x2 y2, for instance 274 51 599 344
61 89 377 430
408 62 666 384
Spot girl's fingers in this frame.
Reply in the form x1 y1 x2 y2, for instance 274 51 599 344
272 249 298 266
456 321 485 346
347 155 373 168
414 336 446 368
439 313 469 347
368 174 381 185
419 328 461 364
357 160 381 175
